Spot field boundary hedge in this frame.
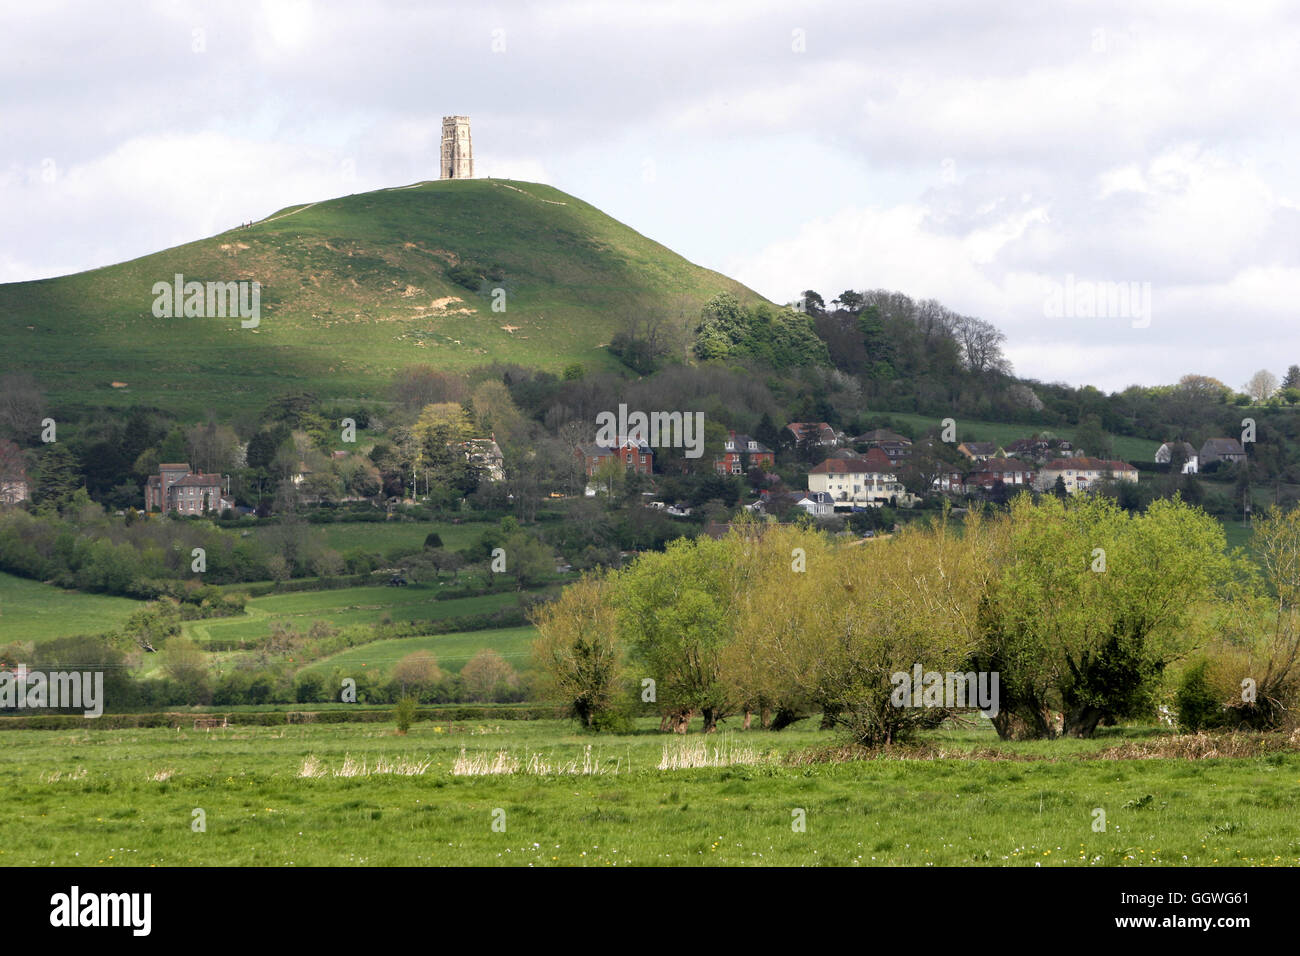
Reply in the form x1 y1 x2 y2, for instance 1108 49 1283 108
0 704 561 730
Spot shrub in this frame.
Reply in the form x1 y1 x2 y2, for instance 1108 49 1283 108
395 697 416 734
1175 660 1229 732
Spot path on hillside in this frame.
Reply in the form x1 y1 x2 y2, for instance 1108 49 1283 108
255 202 318 227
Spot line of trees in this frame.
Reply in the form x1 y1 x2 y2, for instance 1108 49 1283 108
532 498 1300 743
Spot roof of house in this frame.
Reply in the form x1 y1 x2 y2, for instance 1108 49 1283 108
800 491 835 504
579 439 652 457
723 433 773 454
171 473 223 487
854 429 911 444
1200 437 1246 456
809 448 895 474
959 441 999 455
786 421 836 441
159 463 191 470
973 457 1034 473
1157 441 1198 459
1042 457 1136 472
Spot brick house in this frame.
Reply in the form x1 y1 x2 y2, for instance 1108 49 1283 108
853 429 913 464
966 457 1036 493
576 438 653 478
145 463 230 514
714 430 775 476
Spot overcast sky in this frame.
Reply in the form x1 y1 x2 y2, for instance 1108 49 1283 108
3 0 1298 393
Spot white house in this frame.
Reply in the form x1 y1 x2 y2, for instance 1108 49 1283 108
1037 457 1139 494
807 449 912 509
1155 441 1198 474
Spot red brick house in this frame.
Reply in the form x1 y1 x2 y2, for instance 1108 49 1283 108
576 438 653 478
966 458 1036 493
145 463 231 514
714 431 775 476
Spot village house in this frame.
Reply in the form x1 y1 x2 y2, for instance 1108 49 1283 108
1036 457 1139 494
966 457 1036 493
957 441 1004 462
854 428 913 464
1198 437 1247 468
796 491 836 516
714 430 775 476
576 437 653 478
1155 441 1199 474
786 421 839 447
807 447 912 509
933 468 969 494
144 463 233 514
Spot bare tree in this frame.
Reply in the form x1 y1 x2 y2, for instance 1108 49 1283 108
1245 369 1279 403
0 373 46 443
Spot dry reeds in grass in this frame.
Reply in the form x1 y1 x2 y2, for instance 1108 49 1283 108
784 742 1034 765
39 766 88 783
297 753 432 778
1088 731 1300 761
452 744 619 776
787 730 1300 765
148 769 176 781
657 735 770 770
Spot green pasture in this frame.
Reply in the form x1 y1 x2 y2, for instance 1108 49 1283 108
0 718 1295 867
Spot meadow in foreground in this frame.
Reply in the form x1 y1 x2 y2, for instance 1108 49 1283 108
1 718 1296 867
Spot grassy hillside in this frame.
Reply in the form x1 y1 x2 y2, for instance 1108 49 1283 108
0 572 141 643
183 586 522 645
0 179 765 417
298 624 537 678
882 412 1159 463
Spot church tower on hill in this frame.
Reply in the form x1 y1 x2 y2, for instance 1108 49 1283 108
440 116 474 179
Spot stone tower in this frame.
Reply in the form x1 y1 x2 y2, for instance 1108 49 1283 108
440 116 474 179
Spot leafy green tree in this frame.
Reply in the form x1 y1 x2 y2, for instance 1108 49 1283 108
983 495 1237 739
530 573 626 728
616 535 738 732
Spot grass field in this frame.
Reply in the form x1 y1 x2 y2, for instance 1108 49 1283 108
0 572 142 644
299 624 537 676
183 585 526 645
247 519 490 558
0 718 1296 867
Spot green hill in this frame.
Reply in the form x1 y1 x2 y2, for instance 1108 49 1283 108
0 180 765 416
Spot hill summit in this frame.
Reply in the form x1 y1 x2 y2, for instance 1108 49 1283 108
0 179 765 415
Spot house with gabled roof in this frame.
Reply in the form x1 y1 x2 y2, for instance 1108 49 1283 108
1155 441 1198 474
1036 457 1138 494
966 457 1036 493
786 421 838 447
807 447 912 509
714 430 775 476
145 464 230 514
957 441 1003 462
577 437 653 477
1199 437 1246 467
